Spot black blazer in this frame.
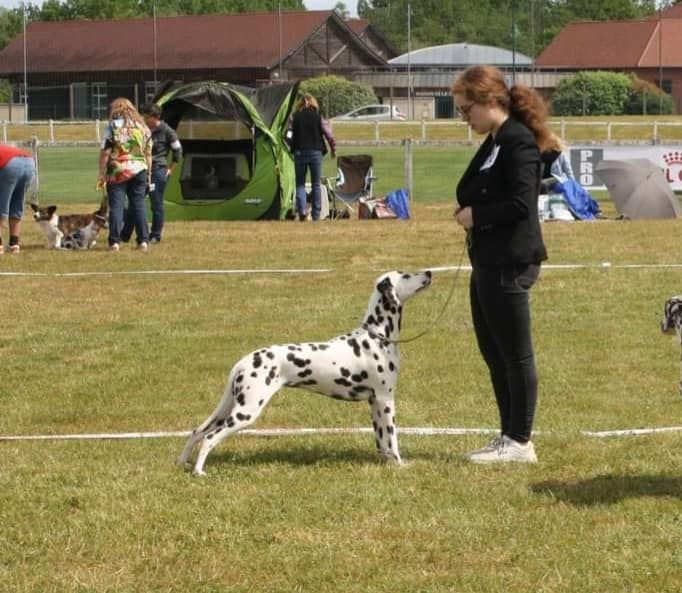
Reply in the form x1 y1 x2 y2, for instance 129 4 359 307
291 108 325 152
456 117 547 267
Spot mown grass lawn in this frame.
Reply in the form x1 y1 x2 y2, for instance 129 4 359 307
2 186 682 592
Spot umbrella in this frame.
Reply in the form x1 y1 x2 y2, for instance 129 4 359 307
594 158 680 219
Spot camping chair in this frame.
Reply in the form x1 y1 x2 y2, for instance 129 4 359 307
325 154 376 218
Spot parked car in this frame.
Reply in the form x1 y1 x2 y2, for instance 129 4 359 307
332 104 407 121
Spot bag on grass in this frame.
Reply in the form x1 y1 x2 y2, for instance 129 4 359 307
358 197 397 220
384 188 410 219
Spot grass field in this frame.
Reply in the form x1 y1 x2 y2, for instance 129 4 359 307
34 145 477 206
1 146 682 592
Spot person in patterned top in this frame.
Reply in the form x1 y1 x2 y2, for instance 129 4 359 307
98 98 152 251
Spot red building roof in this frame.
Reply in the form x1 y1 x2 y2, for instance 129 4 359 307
0 10 383 74
536 14 682 70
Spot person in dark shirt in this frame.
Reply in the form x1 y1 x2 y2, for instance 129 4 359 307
452 65 551 464
122 103 182 243
290 93 335 221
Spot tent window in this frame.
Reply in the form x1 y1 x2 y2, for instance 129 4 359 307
179 139 253 201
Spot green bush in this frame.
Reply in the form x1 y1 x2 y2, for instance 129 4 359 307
625 76 675 115
299 75 377 119
0 79 9 103
551 71 633 116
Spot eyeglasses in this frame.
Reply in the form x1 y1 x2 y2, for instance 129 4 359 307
456 102 475 120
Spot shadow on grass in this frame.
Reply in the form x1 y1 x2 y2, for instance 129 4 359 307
531 474 682 506
210 441 436 468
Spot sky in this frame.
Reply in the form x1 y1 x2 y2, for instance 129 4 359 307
0 0 359 17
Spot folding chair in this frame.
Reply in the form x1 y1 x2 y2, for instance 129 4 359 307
326 154 375 218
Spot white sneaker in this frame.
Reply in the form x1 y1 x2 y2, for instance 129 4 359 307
109 243 120 252
467 435 537 464
463 435 503 461
138 242 149 252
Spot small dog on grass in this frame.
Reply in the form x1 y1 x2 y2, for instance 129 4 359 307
31 197 108 249
178 270 432 476
661 295 682 397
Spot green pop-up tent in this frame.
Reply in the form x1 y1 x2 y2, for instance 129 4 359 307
155 80 299 220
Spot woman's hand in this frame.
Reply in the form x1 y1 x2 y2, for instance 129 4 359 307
454 206 474 230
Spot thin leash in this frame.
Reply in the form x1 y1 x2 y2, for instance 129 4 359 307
363 238 469 345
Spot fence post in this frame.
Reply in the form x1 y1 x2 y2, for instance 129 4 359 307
49 119 55 143
653 121 659 144
606 122 612 142
561 119 566 140
2 121 6 143
403 137 413 202
421 119 426 142
467 125 472 143
375 121 380 143
95 119 101 143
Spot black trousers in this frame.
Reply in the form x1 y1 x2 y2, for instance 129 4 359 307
470 263 540 443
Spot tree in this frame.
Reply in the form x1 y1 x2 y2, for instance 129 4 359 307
551 71 633 116
333 2 350 20
300 75 377 118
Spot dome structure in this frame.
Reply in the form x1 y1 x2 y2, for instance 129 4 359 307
389 43 533 68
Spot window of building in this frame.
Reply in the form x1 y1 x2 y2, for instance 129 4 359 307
144 81 158 105
658 78 673 94
92 82 108 119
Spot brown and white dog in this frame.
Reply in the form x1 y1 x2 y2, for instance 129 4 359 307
661 295 682 397
31 197 108 250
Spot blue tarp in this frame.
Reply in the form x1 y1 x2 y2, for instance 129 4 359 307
385 188 411 219
554 178 601 220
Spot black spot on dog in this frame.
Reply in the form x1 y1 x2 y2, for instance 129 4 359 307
318 344 330 351
216 419 225 427
235 412 251 422
347 338 362 358
351 371 369 383
251 372 258 378
377 365 384 373
253 353 263 369
235 373 244 384
340 367 351 378
388 361 396 372
298 368 313 378
362 339 371 350
266 351 275 359
236 393 246 406
286 352 309 368
334 378 353 387
387 425 395 435
384 406 391 414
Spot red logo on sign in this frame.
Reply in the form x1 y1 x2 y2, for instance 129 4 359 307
663 151 682 183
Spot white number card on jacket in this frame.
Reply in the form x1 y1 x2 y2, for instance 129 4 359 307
480 144 500 171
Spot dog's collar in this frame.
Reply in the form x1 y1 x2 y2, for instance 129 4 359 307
361 323 393 344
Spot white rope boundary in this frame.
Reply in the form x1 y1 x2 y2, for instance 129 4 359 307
0 268 332 278
2 425 682 442
5 262 682 278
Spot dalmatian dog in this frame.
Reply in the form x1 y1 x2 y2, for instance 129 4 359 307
178 270 432 476
661 295 682 397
